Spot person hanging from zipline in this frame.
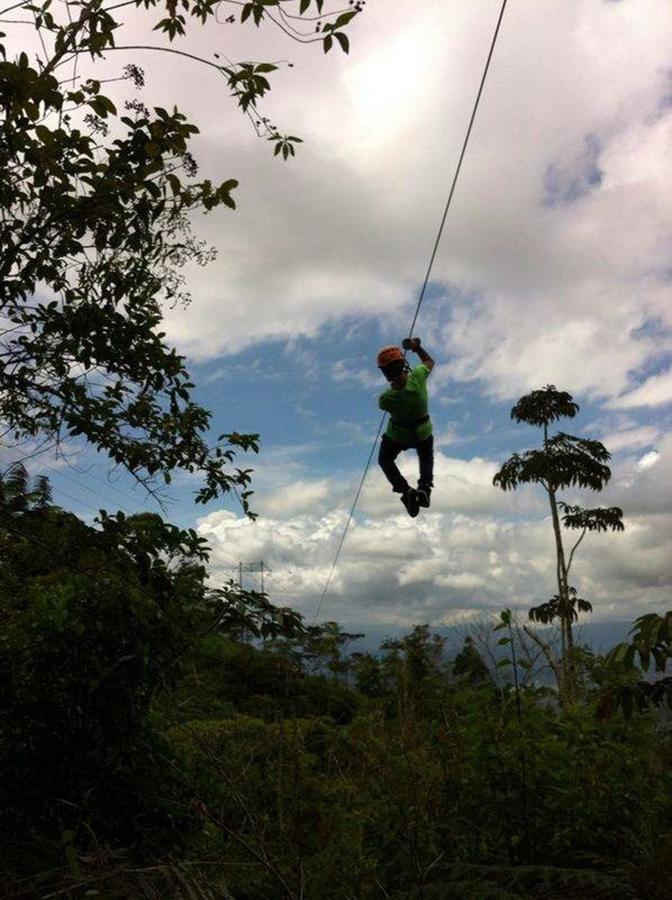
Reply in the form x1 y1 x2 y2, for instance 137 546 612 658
377 337 435 518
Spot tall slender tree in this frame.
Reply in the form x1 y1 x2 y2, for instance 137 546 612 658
493 386 624 700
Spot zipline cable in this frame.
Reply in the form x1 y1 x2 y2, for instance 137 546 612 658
406 0 509 339
310 0 509 624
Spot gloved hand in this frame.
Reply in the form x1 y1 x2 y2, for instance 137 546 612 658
402 337 422 352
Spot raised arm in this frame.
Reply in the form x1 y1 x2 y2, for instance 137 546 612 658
403 337 435 372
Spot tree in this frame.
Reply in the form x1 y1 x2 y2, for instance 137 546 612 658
0 0 362 507
300 621 364 681
453 635 490 684
0 464 306 848
350 649 383 697
380 624 448 716
0 467 204 841
600 611 672 719
493 386 624 701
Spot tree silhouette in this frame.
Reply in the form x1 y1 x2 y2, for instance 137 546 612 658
494 386 624 700
453 635 490 684
0 0 361 507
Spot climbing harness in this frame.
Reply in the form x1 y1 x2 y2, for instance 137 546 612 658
392 413 430 441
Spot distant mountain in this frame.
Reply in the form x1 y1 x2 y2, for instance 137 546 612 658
339 619 634 658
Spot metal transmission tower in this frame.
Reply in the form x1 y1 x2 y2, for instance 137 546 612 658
238 561 269 594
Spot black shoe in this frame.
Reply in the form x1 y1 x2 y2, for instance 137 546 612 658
417 486 431 508
401 488 420 518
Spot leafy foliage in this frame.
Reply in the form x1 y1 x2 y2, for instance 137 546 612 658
493 387 624 701
0 479 201 844
529 587 593 626
0 483 666 899
599 612 672 719
0 0 361 505
0 469 302 854
158 626 672 900
453 635 491 684
510 384 579 428
559 502 625 533
3 503 672 900
493 433 612 493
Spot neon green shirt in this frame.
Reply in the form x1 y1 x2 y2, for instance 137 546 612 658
378 363 433 443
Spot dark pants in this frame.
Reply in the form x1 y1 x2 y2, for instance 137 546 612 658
378 434 434 494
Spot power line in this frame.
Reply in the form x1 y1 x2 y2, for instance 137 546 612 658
51 484 108 517
55 469 148 516
3 458 164 542
17 448 161 515
49 480 144 523
310 0 509 624
93 469 165 510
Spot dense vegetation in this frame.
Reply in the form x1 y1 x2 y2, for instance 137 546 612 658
1 467 671 899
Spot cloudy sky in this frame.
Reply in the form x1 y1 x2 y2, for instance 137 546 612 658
25 0 672 627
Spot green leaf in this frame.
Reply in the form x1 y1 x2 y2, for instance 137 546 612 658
34 124 52 144
323 34 333 53
88 95 116 118
334 32 350 54
166 173 181 194
24 100 40 120
333 10 357 29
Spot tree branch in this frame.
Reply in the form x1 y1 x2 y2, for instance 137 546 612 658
53 44 228 75
566 525 587 575
522 624 563 693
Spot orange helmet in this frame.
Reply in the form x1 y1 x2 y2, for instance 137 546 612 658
377 345 404 368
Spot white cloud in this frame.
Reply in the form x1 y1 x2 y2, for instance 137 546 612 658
599 423 662 453
98 0 671 410
359 450 543 519
10 1 672 628
331 359 379 390
196 433 672 625
433 424 463 448
257 478 333 517
602 432 672 515
608 369 672 409
9 1 672 402
636 450 660 470
198 501 670 626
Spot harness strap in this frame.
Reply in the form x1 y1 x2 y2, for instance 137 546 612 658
393 413 429 428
